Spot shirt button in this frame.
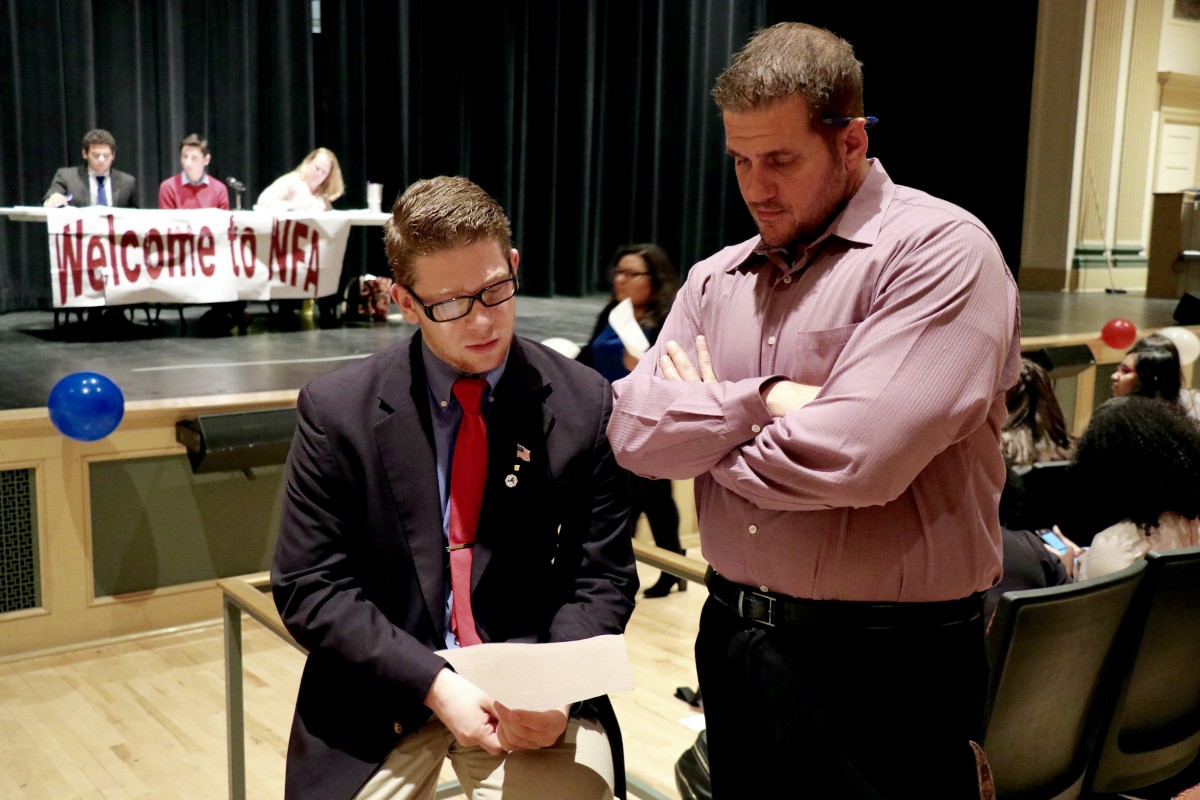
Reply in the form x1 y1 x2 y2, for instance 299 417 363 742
759 585 770 592
439 399 448 408
751 424 761 433
748 524 757 534
767 336 776 346
783 275 792 284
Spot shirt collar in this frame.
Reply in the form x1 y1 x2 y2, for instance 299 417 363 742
732 158 894 273
421 337 509 410
182 172 210 187
88 168 111 179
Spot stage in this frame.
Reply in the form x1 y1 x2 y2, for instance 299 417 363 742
0 294 610 411
0 289 1186 412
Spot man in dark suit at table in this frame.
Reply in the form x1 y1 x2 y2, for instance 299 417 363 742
42 128 138 208
272 175 639 800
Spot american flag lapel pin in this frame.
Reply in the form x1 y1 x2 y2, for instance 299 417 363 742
507 444 530 487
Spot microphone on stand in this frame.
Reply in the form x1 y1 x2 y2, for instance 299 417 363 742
226 177 247 209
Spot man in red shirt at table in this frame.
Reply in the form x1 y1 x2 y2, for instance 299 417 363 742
158 133 229 210
159 133 240 333
607 21 1021 800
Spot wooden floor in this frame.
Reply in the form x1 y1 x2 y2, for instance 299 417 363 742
0 548 705 800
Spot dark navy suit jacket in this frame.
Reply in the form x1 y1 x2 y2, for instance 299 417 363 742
272 332 638 800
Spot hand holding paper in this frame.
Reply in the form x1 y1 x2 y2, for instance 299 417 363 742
424 668 503 754
437 633 634 713
607 299 651 359
495 702 570 750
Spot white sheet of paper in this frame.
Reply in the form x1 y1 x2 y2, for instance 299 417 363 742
607 298 651 359
436 634 634 712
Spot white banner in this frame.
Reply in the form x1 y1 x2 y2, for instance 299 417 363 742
46 208 352 308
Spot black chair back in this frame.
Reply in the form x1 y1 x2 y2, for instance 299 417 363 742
1085 546 1200 794
983 558 1147 800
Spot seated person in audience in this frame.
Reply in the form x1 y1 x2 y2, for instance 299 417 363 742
43 128 138 208
1002 357 1075 467
578 244 685 598
160 133 239 334
1111 333 1200 423
255 148 346 330
985 468 1077 622
255 147 345 212
1071 396 1200 581
158 133 230 210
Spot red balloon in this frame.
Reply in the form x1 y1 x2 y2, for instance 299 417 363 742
1100 318 1137 350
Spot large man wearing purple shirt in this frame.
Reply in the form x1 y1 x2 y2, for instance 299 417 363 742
607 22 1020 798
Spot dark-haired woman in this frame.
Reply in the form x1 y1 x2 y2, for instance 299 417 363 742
1111 333 1200 423
580 244 685 597
1071 396 1200 580
1001 358 1075 467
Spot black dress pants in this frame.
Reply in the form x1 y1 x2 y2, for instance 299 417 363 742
695 594 988 799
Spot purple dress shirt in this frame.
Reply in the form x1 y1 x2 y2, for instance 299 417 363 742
607 159 1022 602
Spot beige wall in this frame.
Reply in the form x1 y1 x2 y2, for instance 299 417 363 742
1021 0 1200 293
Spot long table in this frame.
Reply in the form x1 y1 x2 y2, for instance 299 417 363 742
0 206 390 225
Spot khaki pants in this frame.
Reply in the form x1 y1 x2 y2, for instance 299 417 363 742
353 716 614 800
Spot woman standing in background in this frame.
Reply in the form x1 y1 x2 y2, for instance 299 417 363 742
580 244 685 597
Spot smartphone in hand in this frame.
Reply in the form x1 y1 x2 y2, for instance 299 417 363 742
1037 528 1069 554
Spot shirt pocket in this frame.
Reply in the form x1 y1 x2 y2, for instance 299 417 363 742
792 323 859 385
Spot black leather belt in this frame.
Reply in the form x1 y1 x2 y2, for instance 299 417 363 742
706 567 983 630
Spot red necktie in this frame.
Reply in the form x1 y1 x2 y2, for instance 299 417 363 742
449 377 488 646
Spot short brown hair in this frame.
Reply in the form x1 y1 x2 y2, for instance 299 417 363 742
383 176 513 286
180 133 211 156
711 22 863 122
82 129 116 152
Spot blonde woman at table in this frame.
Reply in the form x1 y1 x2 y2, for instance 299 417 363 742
256 148 345 329
254 147 345 212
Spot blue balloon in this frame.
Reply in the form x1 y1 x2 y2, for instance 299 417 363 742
48 372 125 442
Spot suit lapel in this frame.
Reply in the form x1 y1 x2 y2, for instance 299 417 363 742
75 166 92 205
472 338 554 580
374 334 448 637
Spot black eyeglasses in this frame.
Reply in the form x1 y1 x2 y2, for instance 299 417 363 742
820 115 879 128
405 271 519 323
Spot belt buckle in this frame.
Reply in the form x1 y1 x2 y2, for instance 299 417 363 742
737 589 776 627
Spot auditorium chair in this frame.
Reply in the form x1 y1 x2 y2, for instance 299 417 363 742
1084 546 1200 798
982 559 1147 800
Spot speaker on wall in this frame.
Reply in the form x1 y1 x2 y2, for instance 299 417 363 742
1174 292 1200 326
1025 344 1096 380
175 408 298 474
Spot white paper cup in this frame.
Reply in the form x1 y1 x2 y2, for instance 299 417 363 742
367 182 383 213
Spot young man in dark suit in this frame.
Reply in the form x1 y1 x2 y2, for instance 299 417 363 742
272 176 638 800
43 129 138 208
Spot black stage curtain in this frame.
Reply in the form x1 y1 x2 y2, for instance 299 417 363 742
1 0 1037 313
0 0 313 312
